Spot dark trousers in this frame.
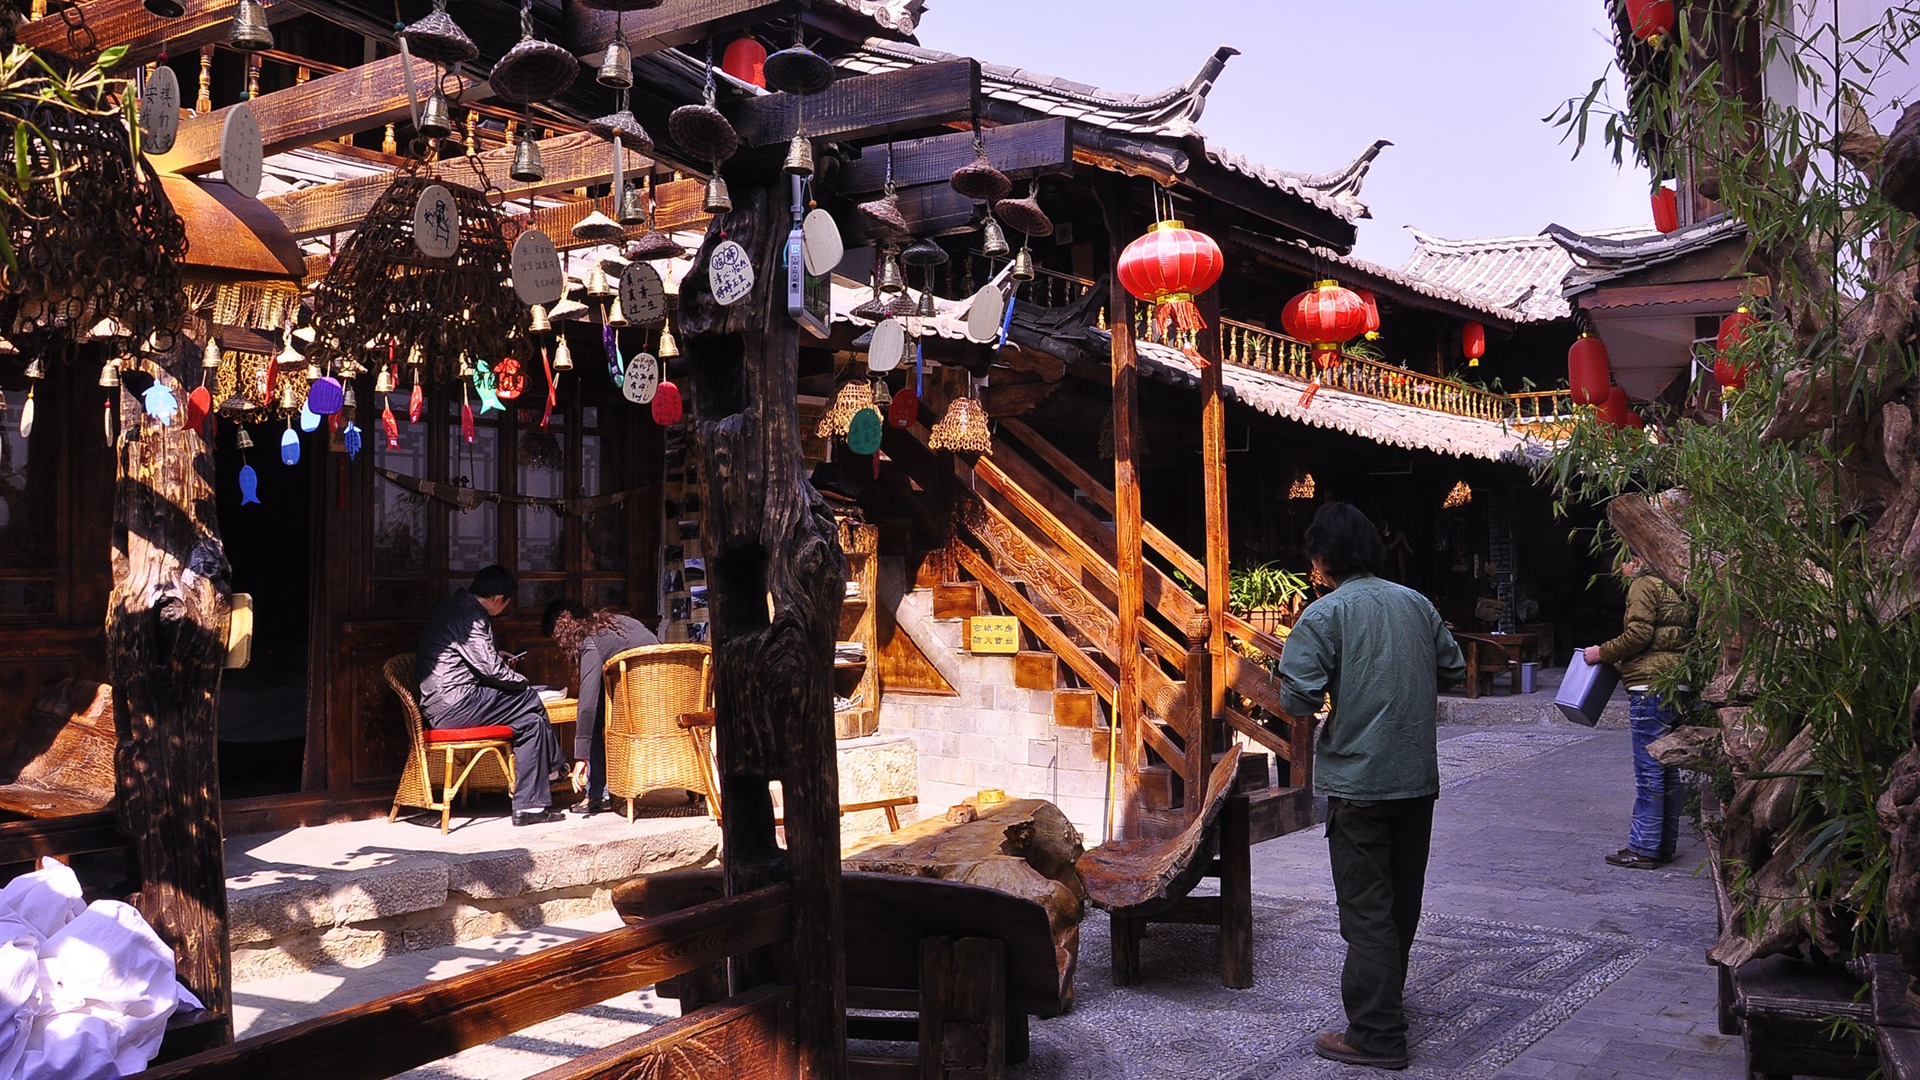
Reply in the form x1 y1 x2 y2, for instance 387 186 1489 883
1325 794 1437 1057
434 685 560 814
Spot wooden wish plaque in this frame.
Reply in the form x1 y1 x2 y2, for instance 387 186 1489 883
966 615 1020 654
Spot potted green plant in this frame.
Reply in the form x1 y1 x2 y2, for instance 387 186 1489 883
1228 562 1310 635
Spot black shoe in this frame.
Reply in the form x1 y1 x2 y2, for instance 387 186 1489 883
512 809 564 827
569 799 608 816
1605 848 1666 869
1313 1031 1408 1071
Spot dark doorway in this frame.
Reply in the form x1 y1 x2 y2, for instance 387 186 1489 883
212 417 314 798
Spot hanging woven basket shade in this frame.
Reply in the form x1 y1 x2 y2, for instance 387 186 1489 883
1882 102 1920 216
668 103 739 164
857 192 911 240
817 379 870 437
397 0 477 66
900 239 949 268
490 37 578 105
928 397 992 454
588 109 654 155
572 208 624 242
627 229 685 262
950 148 1011 203
995 186 1052 237
762 45 835 94
307 174 524 383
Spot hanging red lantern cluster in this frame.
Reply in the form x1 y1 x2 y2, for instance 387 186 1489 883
722 36 767 88
1282 279 1370 368
1625 0 1675 45
1598 386 1642 428
1652 185 1679 233
1461 321 1485 368
1568 333 1611 405
1118 220 1225 361
1714 306 1758 389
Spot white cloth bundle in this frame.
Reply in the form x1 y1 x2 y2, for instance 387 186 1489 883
0 859 201 1080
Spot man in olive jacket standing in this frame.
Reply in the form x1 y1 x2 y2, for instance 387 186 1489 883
1584 554 1693 869
1279 503 1467 1071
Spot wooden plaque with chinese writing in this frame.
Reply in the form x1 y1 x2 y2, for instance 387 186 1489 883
965 615 1020 654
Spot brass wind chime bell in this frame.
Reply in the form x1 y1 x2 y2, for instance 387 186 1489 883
981 216 1010 260
606 295 629 328
375 366 397 394
657 324 680 359
618 180 647 226
98 359 121 388
144 0 184 18
878 253 905 295
598 35 633 89
1011 246 1035 281
229 0 274 52
419 89 455 141
202 336 223 369
552 336 574 371
784 134 814 178
510 130 545 183
703 174 732 214
529 304 551 333
585 263 615 300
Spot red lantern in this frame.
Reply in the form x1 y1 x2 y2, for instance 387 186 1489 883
722 36 767 89
1598 386 1635 427
1714 306 1757 389
1461 321 1486 367
1625 0 1675 44
1651 185 1679 233
494 358 525 400
1568 334 1611 405
1282 279 1370 368
1117 220 1225 350
1355 289 1381 337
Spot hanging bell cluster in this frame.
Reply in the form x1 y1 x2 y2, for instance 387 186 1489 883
419 89 454 141
229 0 273 51
704 174 732 214
510 130 545 183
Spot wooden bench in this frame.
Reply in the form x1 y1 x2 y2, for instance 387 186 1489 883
1077 745 1253 988
1454 632 1520 699
615 869 1067 1079
0 679 116 819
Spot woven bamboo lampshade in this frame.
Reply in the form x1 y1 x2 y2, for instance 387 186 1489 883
490 1 578 105
816 380 869 437
928 397 991 454
950 142 1011 203
397 0 477 66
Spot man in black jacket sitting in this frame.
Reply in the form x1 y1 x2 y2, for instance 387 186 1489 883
416 565 563 826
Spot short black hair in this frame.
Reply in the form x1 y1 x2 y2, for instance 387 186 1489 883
541 598 589 637
1304 502 1385 581
470 565 517 600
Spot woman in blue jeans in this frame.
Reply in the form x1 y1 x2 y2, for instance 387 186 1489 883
1583 554 1694 869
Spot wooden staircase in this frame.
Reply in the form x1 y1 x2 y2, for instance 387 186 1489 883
879 395 1314 844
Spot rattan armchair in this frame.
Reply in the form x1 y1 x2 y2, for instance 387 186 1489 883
384 654 516 833
602 643 721 822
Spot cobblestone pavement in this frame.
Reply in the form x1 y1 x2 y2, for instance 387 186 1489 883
233 720 1745 1079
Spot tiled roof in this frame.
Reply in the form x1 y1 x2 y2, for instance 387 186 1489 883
825 0 925 34
1547 216 1748 294
834 39 1374 223
1232 229 1530 326
1123 334 1543 463
1399 230 1581 323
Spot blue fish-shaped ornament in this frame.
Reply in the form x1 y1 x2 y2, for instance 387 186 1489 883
280 426 301 465
142 382 178 424
342 421 363 460
299 403 321 433
472 359 504 414
238 464 261 505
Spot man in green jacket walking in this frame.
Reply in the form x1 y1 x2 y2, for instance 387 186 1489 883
1584 554 1693 869
1279 503 1466 1071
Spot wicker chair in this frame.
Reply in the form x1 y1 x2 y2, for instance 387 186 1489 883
384 654 516 833
602 643 721 822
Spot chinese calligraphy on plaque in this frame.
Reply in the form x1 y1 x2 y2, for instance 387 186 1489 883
511 230 565 306
413 185 460 258
967 616 1020 654
139 66 180 155
619 263 668 325
708 239 754 306
219 102 263 199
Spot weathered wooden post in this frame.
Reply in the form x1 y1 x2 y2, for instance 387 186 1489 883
1097 175 1146 842
679 179 848 1080
106 346 234 1044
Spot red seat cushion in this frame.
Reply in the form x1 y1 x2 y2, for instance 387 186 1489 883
426 725 514 743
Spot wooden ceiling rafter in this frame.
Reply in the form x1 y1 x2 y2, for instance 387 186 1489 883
16 0 306 69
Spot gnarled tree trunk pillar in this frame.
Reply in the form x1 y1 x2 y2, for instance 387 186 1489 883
679 179 848 1080
106 348 234 1043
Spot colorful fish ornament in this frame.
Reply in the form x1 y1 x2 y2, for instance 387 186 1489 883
142 381 178 425
186 385 212 433
238 464 260 505
409 381 424 423
342 420 363 460
472 358 503 414
382 401 400 449
280 422 300 465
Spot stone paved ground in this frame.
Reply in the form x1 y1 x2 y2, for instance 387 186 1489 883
232 717 1749 1079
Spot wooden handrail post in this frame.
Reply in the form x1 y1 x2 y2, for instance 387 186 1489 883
1196 257 1230 743
1184 645 1210 811
1098 175 1146 842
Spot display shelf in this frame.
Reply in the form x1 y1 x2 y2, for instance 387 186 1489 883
835 517 879 739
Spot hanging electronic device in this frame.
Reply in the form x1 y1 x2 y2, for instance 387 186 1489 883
786 175 831 339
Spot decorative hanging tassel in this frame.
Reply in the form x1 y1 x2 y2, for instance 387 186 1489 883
382 398 400 449
19 386 33 438
409 379 425 424
541 345 556 429
1298 382 1320 409
460 383 475 443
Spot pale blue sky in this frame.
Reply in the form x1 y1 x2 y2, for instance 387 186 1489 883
913 0 1654 267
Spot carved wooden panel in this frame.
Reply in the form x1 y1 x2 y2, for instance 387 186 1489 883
958 494 1119 659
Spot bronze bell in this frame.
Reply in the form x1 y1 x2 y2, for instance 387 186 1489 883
510 132 544 183
585 263 615 300
877 254 905 295
703 174 732 214
458 353 476 377
597 35 633 90
144 0 185 17
552 336 574 371
529 304 551 333
228 0 273 52
419 89 454 141
24 359 43 380
375 366 396 394
657 325 680 359
981 215 1011 259
606 295 629 328
98 359 121 388
202 336 223 369
406 343 426 368
1011 245 1035 282
236 429 254 449
783 134 814 178
617 183 647 226
917 289 936 319
278 379 299 411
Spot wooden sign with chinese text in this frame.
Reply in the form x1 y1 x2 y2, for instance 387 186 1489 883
966 616 1020 654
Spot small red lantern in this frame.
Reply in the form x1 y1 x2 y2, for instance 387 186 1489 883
1598 385 1636 427
1117 220 1225 354
1651 185 1679 233
1714 306 1758 389
494 358 525 400
651 380 683 425
1568 334 1612 405
1625 0 1675 45
1283 279 1370 368
1461 321 1486 368
1355 289 1381 337
722 36 767 89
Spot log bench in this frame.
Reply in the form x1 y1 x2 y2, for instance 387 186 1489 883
615 869 1068 1079
0 679 116 819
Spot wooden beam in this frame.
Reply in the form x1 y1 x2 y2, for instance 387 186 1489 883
1099 174 1146 842
263 133 654 238
152 54 493 176
17 0 303 68
841 182 980 246
534 180 707 252
563 0 793 57
728 59 979 149
837 118 1074 194
1197 270 1230 736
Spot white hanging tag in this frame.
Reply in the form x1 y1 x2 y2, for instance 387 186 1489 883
709 239 755 306
868 318 906 372
412 184 461 258
219 101 263 199
965 283 1005 344
139 66 181 155
802 208 844 276
511 229 565 306
622 353 660 404
620 263 668 326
